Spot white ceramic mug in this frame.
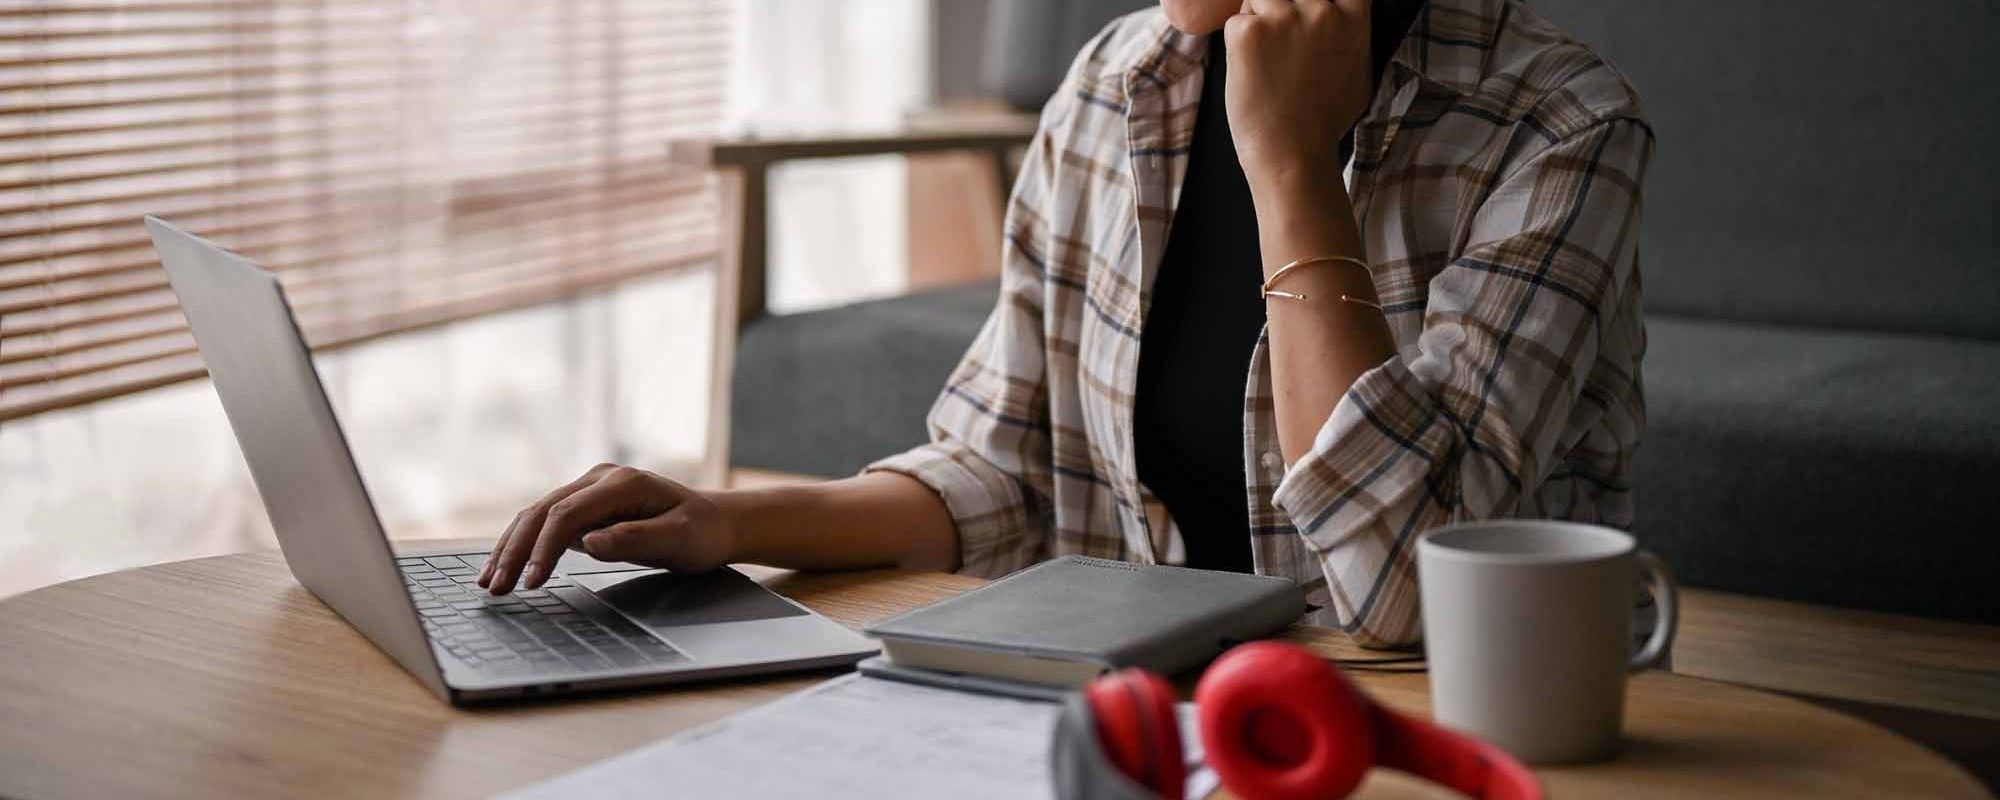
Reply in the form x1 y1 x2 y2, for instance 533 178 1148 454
1416 520 1677 764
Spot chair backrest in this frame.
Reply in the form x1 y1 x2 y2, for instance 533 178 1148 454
1530 0 2000 339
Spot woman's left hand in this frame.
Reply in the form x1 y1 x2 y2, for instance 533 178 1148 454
1223 0 1375 197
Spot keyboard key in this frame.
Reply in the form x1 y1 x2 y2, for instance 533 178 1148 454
512 589 549 598
600 647 647 667
423 556 465 570
396 557 425 567
418 607 455 618
523 597 563 608
451 602 485 611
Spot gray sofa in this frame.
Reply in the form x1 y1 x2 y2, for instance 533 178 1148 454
732 0 1999 623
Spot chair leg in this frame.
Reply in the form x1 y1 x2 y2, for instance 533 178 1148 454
701 165 767 489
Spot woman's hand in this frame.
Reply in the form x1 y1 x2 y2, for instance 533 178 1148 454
1223 0 1374 196
478 463 737 594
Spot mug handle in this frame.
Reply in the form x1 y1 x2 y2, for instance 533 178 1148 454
1629 550 1678 672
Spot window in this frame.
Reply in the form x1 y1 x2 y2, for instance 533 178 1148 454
1 0 732 420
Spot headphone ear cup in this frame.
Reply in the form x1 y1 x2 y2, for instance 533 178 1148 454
1195 642 1377 800
1081 669 1186 800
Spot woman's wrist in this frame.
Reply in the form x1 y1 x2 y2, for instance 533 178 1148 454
709 484 778 565
1244 154 1344 213
1251 174 1360 271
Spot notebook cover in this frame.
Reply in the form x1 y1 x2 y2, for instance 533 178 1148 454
864 556 1307 678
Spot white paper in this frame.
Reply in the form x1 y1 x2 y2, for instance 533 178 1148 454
500 675 1219 800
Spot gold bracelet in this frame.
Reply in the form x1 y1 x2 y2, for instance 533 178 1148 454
1260 255 1374 302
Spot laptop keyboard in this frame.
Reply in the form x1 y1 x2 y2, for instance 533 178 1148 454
397 556 688 678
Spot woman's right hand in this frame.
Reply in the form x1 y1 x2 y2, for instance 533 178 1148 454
477 463 737 595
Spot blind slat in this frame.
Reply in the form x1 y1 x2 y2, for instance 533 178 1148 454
0 163 708 275
1 249 715 420
2 191 713 341
2 196 712 320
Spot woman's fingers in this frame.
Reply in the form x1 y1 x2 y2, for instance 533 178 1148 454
578 512 682 564
521 469 685 589
479 465 610 587
1244 0 1296 17
583 499 737 574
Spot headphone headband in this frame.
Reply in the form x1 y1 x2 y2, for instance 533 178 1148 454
1056 642 1542 800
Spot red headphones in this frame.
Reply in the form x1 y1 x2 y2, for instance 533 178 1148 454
1060 641 1541 800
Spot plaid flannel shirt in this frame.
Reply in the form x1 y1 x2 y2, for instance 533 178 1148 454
868 0 1652 647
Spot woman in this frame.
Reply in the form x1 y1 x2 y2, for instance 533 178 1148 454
479 0 1650 647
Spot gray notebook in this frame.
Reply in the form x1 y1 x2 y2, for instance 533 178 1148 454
861 556 1307 698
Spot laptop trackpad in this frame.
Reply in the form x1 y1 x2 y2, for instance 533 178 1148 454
573 569 807 627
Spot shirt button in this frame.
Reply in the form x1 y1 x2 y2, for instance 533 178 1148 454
1260 451 1284 475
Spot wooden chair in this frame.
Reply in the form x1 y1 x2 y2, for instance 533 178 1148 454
666 112 1037 487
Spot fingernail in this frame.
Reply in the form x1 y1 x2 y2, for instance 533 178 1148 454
488 570 509 594
520 562 541 588
580 533 602 555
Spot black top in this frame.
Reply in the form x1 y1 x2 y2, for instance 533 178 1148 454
1132 38 1266 574
1132 7 1426 574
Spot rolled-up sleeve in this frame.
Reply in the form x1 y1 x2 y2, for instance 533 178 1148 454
863 65 1082 577
1273 118 1654 646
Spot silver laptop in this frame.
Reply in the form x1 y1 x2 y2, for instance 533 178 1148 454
146 216 877 705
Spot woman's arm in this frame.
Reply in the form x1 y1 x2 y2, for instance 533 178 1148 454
720 473 959 571
476 466 958 596
1224 0 1395 463
1226 1 1652 646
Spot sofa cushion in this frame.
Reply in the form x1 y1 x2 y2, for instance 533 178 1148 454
1530 0 2000 340
1638 314 2000 622
734 287 2000 622
731 281 998 478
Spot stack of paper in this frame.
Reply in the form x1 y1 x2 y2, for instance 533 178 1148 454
502 675 1216 799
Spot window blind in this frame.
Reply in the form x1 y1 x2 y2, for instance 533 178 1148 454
0 0 731 421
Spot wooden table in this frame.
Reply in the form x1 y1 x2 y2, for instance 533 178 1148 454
0 541 1988 800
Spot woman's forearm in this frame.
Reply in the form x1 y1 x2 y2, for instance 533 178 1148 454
1220 0 1397 467
1253 175 1398 465
715 471 960 572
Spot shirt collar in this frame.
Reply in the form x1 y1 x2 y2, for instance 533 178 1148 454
1388 0 1503 97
